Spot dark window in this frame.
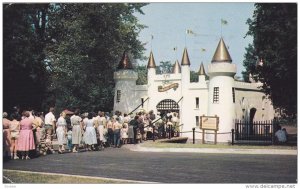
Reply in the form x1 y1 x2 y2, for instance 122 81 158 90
213 87 219 103
196 116 199 127
195 97 199 109
232 88 235 103
141 98 144 108
116 90 121 103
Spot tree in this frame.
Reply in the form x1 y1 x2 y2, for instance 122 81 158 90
156 61 173 74
135 65 148 85
3 3 50 112
243 3 297 116
46 3 147 112
190 71 198 82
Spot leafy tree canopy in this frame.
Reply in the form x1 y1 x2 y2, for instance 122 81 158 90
3 3 147 113
3 3 50 112
243 3 297 116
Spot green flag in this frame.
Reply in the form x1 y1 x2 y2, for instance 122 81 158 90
221 19 228 25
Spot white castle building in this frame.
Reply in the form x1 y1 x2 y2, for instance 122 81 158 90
113 38 275 143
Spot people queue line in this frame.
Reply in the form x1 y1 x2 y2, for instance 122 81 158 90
3 107 180 160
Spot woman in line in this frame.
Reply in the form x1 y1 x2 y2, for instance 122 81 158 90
17 111 35 159
70 109 83 152
97 111 107 148
56 111 67 153
9 113 20 159
83 112 97 151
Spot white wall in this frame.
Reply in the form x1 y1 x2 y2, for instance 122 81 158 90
113 65 275 143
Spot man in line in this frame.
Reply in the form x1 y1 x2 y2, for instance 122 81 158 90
44 107 56 153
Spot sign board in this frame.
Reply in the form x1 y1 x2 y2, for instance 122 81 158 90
200 115 219 131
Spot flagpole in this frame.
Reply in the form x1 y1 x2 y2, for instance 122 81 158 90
185 29 187 47
220 19 222 37
150 35 153 51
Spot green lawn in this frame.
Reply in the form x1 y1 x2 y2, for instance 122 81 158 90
3 170 132 184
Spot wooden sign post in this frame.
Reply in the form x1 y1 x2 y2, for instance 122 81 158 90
200 115 219 144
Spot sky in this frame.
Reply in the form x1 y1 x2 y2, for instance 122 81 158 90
135 2 255 77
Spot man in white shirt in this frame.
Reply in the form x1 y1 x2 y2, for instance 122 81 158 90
45 107 56 152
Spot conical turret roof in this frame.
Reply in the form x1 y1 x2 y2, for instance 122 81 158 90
181 48 191 66
172 60 181 73
117 51 133 69
211 38 232 63
198 62 206 75
147 51 156 68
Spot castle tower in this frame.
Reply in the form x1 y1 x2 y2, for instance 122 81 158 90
180 48 191 137
113 51 138 114
207 38 236 142
147 51 157 112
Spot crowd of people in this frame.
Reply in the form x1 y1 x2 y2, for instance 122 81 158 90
3 106 181 160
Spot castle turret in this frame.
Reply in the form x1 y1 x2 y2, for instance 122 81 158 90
113 51 138 113
207 38 236 142
198 62 206 83
147 51 157 111
172 60 181 74
180 48 191 137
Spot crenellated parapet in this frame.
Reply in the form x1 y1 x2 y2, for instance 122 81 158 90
113 69 138 81
234 81 263 91
207 63 236 77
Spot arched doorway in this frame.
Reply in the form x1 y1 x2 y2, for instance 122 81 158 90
156 99 180 117
156 99 180 138
249 108 257 135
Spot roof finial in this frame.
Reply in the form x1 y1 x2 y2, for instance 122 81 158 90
211 38 232 63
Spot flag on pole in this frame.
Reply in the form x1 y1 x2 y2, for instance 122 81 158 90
221 19 228 25
186 29 194 35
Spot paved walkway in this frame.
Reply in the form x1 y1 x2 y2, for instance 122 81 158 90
123 143 297 155
3 147 297 183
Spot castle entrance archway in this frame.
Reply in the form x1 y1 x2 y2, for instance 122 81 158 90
156 99 180 118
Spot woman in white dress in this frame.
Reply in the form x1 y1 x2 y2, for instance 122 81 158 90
56 111 67 153
97 112 107 146
71 109 83 152
84 112 97 151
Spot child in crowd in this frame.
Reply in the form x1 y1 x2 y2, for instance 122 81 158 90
121 124 128 145
67 127 73 152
